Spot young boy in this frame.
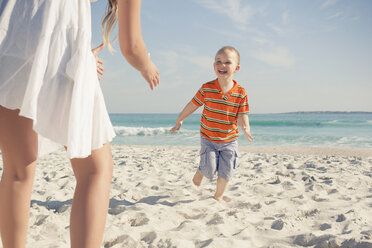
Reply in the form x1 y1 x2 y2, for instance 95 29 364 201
171 46 253 202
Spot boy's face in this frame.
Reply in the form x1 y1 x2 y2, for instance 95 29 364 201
213 50 240 80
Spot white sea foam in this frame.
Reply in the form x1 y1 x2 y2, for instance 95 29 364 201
114 126 169 136
335 136 372 147
326 120 339 124
113 126 198 137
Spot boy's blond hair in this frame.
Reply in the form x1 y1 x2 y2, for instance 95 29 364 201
215 46 240 65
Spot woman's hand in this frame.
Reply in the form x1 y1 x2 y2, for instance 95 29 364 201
140 60 159 90
92 43 105 80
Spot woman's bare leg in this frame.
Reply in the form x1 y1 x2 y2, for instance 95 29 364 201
69 143 113 248
0 106 38 248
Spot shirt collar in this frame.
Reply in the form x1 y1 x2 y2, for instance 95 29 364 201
213 79 238 95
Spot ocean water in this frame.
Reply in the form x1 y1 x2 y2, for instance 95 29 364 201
110 112 372 148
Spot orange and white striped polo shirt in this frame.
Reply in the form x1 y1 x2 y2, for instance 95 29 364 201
192 79 249 143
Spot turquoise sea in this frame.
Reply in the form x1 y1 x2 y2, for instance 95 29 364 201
110 112 372 148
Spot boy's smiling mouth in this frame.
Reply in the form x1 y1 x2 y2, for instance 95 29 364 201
218 70 227 74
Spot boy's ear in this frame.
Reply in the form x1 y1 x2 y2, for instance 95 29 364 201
235 65 241 72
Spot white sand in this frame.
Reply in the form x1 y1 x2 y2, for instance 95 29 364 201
0 145 372 248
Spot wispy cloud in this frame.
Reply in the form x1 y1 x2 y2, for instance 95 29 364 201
194 0 255 29
157 50 181 75
197 24 248 39
326 11 343 20
267 23 286 35
252 37 271 45
321 0 338 9
251 47 295 69
185 56 213 70
282 11 289 25
157 48 212 78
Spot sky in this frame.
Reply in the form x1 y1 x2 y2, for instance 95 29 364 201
91 0 372 114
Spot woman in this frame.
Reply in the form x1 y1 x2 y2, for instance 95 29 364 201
0 0 159 247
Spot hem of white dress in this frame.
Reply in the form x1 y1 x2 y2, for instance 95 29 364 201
0 103 116 159
67 134 115 159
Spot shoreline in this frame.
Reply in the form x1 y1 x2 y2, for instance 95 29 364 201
1 144 372 159
114 144 372 158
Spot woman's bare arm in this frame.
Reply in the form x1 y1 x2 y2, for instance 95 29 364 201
117 0 159 90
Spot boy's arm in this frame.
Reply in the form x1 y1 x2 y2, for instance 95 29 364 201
237 114 253 142
170 101 200 133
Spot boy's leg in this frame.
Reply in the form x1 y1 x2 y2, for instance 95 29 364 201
196 137 218 186
0 106 38 248
214 176 229 201
192 169 204 186
214 140 238 201
69 143 113 248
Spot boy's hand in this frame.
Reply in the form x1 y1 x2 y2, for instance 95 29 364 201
170 121 182 134
92 43 105 80
243 130 253 142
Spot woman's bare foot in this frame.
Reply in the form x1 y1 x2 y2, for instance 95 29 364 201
214 195 231 202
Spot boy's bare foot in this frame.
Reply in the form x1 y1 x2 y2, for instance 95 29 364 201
192 170 204 186
192 178 201 186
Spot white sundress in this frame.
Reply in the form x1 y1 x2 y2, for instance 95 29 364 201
0 0 116 158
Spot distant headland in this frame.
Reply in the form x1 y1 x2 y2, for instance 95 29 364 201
280 111 372 114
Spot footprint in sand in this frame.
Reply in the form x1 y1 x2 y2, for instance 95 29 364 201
207 213 224 225
319 223 332 231
103 235 137 248
327 188 338 194
56 205 69 214
336 214 346 222
302 208 320 217
141 231 157 244
265 200 276 205
34 215 49 226
108 205 126 216
178 211 206 220
251 203 262 212
292 233 335 247
227 210 238 217
151 185 159 191
361 230 372 240
312 194 328 202
271 219 284 230
131 214 149 227
341 239 372 247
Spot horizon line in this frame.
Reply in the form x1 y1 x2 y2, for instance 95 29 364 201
108 111 372 115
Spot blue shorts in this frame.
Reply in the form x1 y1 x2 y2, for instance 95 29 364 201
198 136 239 181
